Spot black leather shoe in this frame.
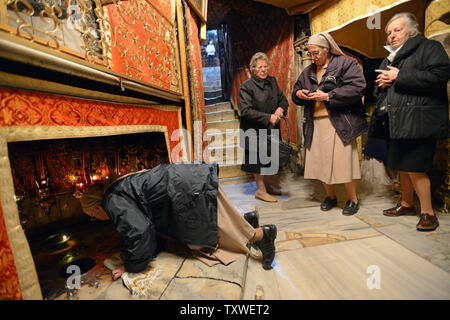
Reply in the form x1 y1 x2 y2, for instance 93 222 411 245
342 200 360 215
256 225 277 270
320 197 338 211
244 210 259 229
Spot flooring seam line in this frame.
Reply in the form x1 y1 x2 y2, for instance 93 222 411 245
175 275 243 288
158 256 187 300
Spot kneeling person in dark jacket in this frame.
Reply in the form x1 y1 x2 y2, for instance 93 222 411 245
80 163 277 279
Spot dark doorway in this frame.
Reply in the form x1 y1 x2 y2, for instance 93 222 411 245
201 29 224 105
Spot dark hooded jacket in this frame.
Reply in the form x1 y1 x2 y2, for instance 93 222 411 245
292 54 368 148
102 163 219 273
374 35 450 139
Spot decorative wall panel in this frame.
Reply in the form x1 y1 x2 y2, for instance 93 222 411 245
1 0 182 96
226 8 297 145
0 204 22 300
184 1 208 161
106 0 181 93
0 88 183 160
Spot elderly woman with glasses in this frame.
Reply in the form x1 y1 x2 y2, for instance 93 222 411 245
292 32 367 215
239 52 289 203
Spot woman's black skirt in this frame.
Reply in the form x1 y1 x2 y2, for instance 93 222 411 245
386 138 437 173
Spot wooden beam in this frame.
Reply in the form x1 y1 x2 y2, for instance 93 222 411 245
176 0 194 161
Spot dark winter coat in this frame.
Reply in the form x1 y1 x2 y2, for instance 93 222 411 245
374 35 450 139
102 163 219 273
239 73 289 149
292 54 368 148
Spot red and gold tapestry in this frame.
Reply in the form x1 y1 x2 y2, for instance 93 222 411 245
227 9 297 145
184 2 208 161
0 204 22 300
0 88 183 162
105 0 181 94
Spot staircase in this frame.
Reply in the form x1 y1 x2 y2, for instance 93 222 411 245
203 67 249 179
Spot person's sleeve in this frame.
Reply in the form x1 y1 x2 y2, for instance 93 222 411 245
394 41 450 94
275 79 289 115
327 58 366 108
291 73 309 106
103 192 157 273
239 84 271 127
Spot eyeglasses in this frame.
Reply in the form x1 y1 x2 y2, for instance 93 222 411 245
307 51 321 57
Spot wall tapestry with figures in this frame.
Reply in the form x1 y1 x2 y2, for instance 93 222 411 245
2 0 182 95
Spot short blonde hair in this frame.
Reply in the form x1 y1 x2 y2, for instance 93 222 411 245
249 52 269 73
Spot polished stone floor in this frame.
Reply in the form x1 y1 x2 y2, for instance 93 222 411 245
52 172 450 300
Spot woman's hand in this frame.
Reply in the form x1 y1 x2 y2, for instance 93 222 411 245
274 107 284 118
269 113 280 126
375 66 399 89
307 89 329 102
295 89 310 100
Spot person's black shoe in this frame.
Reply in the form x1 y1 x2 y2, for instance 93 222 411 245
320 197 338 211
244 210 259 229
256 224 277 270
342 200 360 215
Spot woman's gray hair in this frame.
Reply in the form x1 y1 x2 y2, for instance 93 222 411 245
385 12 420 37
249 52 269 73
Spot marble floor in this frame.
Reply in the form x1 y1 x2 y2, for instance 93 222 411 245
221 173 450 300
52 172 450 300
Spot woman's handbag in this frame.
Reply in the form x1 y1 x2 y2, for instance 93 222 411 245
268 116 293 168
368 105 389 139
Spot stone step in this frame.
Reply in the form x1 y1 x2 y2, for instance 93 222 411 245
205 96 224 105
204 89 223 99
219 174 254 185
205 109 235 122
204 84 222 91
202 67 221 81
207 119 240 131
203 80 221 89
205 102 232 113
206 129 241 147
208 145 244 163
203 84 222 92
217 163 249 179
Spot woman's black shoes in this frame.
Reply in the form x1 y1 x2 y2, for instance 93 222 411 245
256 224 277 270
320 197 337 211
342 200 360 215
